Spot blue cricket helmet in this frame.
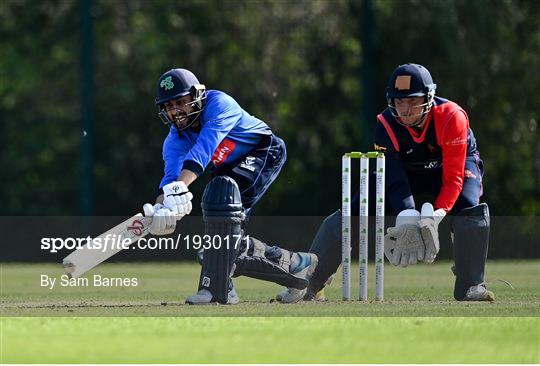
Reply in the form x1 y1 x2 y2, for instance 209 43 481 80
386 63 437 126
155 68 206 130
155 68 201 105
386 63 437 99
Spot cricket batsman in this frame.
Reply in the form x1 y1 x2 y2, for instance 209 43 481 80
143 68 317 304
277 63 493 302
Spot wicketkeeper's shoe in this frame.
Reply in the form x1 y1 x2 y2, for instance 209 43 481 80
303 275 333 301
464 283 495 302
314 288 327 301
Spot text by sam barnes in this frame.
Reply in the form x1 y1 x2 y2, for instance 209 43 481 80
40 275 138 289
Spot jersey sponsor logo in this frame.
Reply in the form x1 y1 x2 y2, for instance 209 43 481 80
128 220 145 236
395 75 411 90
373 144 387 152
446 136 467 146
212 138 237 166
160 76 174 90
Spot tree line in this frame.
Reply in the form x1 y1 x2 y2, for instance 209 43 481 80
1 0 538 217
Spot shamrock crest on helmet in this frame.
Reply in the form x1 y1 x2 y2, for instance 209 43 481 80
160 76 174 91
155 68 207 131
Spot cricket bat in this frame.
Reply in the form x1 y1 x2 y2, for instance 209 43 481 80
62 214 151 278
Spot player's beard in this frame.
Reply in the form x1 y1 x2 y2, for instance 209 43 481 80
173 113 190 129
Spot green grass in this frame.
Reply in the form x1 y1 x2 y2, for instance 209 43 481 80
1 260 539 363
2 317 538 363
1 260 538 316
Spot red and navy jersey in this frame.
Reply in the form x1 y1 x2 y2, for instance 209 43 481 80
375 96 479 213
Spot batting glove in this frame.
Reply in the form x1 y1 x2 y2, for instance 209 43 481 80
143 203 176 236
162 181 193 217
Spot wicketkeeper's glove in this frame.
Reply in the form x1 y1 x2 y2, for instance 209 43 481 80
384 209 425 267
418 202 446 263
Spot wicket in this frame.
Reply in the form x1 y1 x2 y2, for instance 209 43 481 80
342 151 385 301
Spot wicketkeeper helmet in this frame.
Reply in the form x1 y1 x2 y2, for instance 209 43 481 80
386 63 437 126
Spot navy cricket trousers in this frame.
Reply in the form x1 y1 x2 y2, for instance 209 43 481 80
212 134 287 217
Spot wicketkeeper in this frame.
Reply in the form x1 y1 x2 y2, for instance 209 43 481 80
277 63 493 303
144 68 317 304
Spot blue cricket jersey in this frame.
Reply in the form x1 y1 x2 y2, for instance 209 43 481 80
159 90 272 189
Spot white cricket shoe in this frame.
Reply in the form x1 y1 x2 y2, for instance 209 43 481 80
276 286 329 303
464 283 494 302
276 287 307 303
185 286 240 305
275 253 318 303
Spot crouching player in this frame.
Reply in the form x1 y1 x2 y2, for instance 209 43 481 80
277 63 493 302
144 68 317 304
